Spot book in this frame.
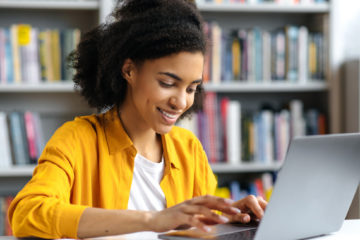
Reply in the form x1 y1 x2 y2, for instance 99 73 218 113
32 112 45 159
8 112 30 165
24 111 38 164
290 99 305 138
0 112 13 167
203 92 218 163
298 26 309 83
51 29 61 81
220 97 229 162
10 25 21 83
285 25 299 81
226 100 241 164
24 28 41 84
262 173 274 201
211 22 222 84
18 24 32 83
0 29 5 83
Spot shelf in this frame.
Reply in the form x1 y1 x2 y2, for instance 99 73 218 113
197 2 330 13
0 82 78 93
0 0 99 10
211 162 282 173
204 81 328 92
0 81 328 93
0 165 36 177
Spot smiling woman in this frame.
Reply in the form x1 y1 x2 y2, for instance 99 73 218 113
7 0 266 239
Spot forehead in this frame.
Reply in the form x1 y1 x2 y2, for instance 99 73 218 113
141 52 204 78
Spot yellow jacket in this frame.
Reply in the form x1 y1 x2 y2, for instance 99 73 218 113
8 108 217 239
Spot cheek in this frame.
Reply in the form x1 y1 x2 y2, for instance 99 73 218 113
186 94 195 108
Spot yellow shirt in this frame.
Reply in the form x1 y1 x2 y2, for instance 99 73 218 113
8 108 217 239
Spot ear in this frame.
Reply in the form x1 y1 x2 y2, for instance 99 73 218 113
122 58 136 84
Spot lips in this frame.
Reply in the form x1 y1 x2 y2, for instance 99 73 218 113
157 107 180 124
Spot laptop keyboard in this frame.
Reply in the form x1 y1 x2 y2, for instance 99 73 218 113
215 228 257 240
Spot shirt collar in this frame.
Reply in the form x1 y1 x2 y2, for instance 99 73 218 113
103 107 134 153
103 107 180 170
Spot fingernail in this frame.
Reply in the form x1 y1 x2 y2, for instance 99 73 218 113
204 226 212 232
231 207 241 213
219 216 229 223
224 198 234 205
243 216 249 222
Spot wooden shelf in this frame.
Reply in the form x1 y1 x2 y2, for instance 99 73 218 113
211 162 282 173
204 81 328 92
197 2 330 13
0 0 99 10
0 165 36 177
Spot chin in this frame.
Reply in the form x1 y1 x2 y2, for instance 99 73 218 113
154 124 174 135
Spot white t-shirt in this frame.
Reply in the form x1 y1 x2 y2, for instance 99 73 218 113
127 153 166 211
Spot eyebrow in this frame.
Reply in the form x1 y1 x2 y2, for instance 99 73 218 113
158 72 202 84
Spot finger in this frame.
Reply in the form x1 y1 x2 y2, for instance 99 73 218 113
181 205 229 224
243 195 264 219
257 196 268 210
196 215 219 225
190 195 240 215
188 215 212 233
231 213 252 223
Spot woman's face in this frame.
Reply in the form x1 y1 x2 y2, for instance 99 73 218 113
126 51 204 134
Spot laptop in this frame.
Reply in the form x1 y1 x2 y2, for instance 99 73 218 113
159 133 360 240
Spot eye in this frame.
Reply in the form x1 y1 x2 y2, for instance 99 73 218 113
186 87 196 94
159 81 174 88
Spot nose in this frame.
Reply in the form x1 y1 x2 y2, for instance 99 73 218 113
169 90 187 111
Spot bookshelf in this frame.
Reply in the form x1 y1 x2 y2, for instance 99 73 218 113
0 0 104 199
0 1 331 187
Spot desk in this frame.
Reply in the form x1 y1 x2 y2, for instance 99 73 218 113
0 220 359 240
91 219 360 240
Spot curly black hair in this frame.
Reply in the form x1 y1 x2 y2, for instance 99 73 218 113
70 0 206 117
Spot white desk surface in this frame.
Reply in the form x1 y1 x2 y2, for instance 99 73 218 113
88 219 360 240
0 220 358 240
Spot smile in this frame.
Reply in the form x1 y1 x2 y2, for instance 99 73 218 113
157 108 179 120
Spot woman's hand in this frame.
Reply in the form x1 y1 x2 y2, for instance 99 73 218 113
148 195 241 233
224 195 268 223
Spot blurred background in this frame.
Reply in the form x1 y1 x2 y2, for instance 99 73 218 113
0 0 360 236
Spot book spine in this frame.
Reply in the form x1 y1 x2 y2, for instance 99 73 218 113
24 111 38 163
9 112 29 165
227 101 241 164
0 112 13 167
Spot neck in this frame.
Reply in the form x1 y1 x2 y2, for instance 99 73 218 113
118 99 162 163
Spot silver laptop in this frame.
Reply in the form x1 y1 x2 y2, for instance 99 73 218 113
159 133 360 240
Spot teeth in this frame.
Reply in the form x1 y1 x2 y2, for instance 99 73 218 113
159 108 177 119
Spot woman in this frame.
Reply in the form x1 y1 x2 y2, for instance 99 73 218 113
8 0 267 238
